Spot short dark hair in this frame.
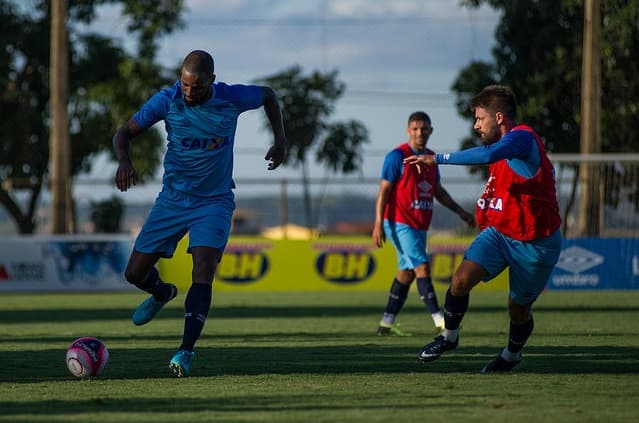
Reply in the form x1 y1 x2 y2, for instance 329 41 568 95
470 85 517 119
182 50 215 75
408 111 431 126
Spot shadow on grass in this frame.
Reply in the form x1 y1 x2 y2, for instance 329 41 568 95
2 303 637 324
0 393 440 417
0 306 380 323
1 343 637 384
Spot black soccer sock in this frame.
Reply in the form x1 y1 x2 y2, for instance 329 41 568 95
179 283 212 352
133 267 174 301
508 316 534 353
443 288 469 330
416 276 440 313
385 279 410 316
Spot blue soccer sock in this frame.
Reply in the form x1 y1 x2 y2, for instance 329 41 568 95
383 279 410 319
179 283 212 352
416 276 440 314
507 316 534 354
443 288 469 331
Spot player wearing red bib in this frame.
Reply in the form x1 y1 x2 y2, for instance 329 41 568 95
372 111 475 336
405 86 562 372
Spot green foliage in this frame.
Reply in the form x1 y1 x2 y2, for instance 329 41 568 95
0 0 184 233
120 0 185 58
456 1 639 211
451 62 498 177
257 65 370 172
256 66 370 228
317 121 369 173
457 0 639 154
90 195 124 233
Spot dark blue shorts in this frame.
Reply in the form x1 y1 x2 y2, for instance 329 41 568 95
134 189 235 258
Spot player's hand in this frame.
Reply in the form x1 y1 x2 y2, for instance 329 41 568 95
372 223 385 248
265 141 286 170
115 158 137 192
403 154 435 174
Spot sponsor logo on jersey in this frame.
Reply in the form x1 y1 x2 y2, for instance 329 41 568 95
417 180 432 196
179 136 229 151
476 197 503 211
411 199 434 210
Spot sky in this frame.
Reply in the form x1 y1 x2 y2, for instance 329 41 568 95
76 0 501 202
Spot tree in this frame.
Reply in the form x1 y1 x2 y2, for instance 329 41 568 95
455 0 639 230
90 195 124 233
0 0 185 234
257 66 370 229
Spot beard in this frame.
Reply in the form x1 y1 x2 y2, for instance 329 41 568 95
479 127 500 145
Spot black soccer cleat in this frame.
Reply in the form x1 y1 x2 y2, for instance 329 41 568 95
480 354 521 373
418 335 458 362
376 325 391 336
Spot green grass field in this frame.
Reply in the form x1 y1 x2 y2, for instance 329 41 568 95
1 289 638 422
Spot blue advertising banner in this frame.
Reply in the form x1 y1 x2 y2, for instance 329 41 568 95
0 236 134 292
549 238 639 290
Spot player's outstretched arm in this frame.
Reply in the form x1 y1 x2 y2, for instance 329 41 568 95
113 119 144 192
261 86 287 170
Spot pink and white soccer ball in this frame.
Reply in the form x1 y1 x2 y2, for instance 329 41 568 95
66 337 109 378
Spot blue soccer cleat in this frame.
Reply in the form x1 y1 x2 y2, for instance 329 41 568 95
132 284 177 326
169 350 194 377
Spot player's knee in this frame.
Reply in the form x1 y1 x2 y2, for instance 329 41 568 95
450 273 474 296
450 261 484 295
397 269 415 282
124 266 148 286
192 262 216 284
508 299 532 323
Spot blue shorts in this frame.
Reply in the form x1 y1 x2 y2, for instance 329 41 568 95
384 220 429 270
134 188 235 258
465 226 563 305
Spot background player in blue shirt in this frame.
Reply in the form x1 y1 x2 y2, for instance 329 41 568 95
113 50 287 377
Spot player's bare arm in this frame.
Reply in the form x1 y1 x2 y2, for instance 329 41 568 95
113 119 144 192
372 180 393 248
434 181 476 228
261 86 287 170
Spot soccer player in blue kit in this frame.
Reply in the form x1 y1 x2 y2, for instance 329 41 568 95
113 50 286 377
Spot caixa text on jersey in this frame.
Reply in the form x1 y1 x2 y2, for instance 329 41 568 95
477 197 503 211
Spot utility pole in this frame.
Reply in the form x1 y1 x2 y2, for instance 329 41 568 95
577 0 602 236
50 0 73 233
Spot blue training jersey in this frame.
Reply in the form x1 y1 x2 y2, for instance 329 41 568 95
435 128 540 178
133 80 264 198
